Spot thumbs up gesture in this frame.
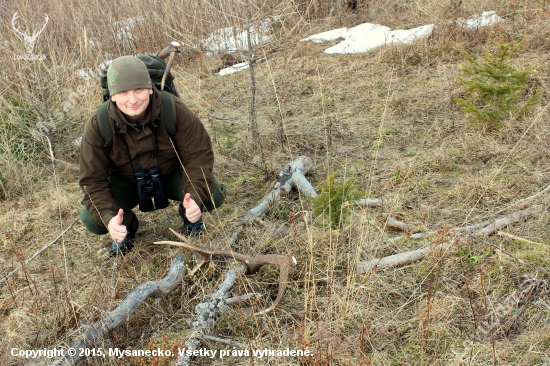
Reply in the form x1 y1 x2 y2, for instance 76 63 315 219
108 209 127 243
182 193 201 223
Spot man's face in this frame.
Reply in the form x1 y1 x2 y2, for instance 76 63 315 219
111 88 153 120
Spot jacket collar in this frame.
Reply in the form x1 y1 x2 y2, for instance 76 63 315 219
107 87 162 134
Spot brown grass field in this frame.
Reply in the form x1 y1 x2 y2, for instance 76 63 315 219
1 0 549 365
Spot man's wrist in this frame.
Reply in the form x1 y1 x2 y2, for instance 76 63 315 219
103 210 117 228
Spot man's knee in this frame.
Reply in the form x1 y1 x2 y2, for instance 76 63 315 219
80 206 139 236
80 206 108 235
203 179 226 212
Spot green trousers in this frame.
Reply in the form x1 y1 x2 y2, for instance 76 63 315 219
80 167 226 235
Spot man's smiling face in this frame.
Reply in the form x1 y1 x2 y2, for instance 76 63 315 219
111 88 153 121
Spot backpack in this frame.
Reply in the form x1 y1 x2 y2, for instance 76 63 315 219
97 54 180 147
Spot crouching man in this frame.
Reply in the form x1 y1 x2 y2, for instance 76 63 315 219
79 55 225 255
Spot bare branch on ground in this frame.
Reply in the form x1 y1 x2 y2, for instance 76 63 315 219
50 255 186 366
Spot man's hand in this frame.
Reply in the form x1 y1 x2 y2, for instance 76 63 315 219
182 193 201 223
108 209 127 243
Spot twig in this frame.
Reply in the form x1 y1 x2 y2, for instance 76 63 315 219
498 231 548 247
1 217 79 285
202 334 246 348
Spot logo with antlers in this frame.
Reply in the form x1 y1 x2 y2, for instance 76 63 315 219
11 12 49 55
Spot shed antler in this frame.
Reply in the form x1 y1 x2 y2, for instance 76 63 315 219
155 228 297 315
156 41 181 91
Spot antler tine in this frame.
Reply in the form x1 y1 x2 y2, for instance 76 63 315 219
168 227 192 245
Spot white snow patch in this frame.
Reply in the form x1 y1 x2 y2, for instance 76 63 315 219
458 10 504 29
300 11 503 56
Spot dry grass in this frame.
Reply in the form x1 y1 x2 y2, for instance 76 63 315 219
1 0 550 365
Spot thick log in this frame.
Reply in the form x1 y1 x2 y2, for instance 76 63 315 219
50 255 186 366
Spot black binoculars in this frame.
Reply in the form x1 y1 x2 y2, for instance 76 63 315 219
135 166 169 212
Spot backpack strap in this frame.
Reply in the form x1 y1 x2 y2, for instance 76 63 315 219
97 100 115 147
159 90 176 136
96 91 176 148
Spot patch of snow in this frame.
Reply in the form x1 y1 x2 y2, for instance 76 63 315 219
301 27 352 43
202 17 277 53
218 61 250 76
457 10 504 29
112 17 144 42
301 11 503 56
325 24 433 54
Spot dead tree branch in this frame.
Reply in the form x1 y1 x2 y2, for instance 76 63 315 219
357 203 548 275
238 156 316 222
386 217 414 231
50 255 186 366
476 204 545 237
357 240 456 274
177 263 248 366
354 198 381 207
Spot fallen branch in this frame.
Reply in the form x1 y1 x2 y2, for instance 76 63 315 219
50 255 186 366
357 240 456 274
387 232 435 244
477 204 545 237
237 156 316 223
202 334 246 348
386 217 414 231
386 219 496 243
1 217 78 285
357 203 548 274
354 198 381 208
177 263 248 366
500 181 550 210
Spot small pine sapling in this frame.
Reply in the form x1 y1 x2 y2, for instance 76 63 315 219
311 175 360 229
456 35 540 130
